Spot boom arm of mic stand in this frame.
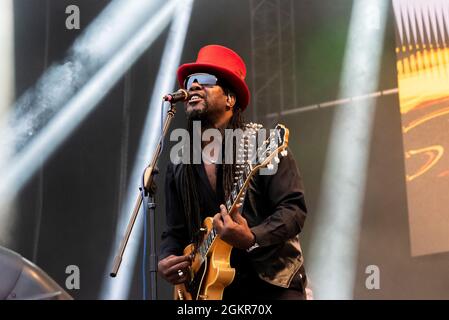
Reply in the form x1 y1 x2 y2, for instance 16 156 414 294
110 102 176 277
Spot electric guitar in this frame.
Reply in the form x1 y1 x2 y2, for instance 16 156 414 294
174 123 290 300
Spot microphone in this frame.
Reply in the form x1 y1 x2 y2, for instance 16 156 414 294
163 89 189 103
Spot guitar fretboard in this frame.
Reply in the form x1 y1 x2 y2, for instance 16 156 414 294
194 122 286 259
197 162 252 259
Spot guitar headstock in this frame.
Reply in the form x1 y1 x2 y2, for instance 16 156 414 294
256 123 289 173
226 123 290 212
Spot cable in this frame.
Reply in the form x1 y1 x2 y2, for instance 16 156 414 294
160 100 166 153
141 171 148 300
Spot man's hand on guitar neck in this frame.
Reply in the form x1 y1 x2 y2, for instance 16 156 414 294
213 204 256 250
158 255 192 285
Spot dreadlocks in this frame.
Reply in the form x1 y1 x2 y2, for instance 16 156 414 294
180 93 244 246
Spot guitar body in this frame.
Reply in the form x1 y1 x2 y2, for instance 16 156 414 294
174 217 235 300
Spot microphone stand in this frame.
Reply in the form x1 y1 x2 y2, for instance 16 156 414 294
110 101 176 301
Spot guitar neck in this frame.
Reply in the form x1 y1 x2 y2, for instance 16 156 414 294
195 122 289 259
197 164 253 258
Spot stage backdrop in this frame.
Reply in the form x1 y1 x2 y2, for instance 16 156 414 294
393 0 449 257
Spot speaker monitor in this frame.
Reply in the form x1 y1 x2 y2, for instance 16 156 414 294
0 246 72 300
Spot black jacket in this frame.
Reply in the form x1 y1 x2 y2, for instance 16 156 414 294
159 147 308 288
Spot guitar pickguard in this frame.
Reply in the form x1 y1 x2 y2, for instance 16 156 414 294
185 258 207 300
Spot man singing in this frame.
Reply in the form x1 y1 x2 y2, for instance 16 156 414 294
158 45 308 300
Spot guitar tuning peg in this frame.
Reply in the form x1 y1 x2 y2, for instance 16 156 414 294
267 163 274 170
280 150 288 157
274 156 280 164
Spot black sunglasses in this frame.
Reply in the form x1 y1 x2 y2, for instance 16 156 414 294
184 73 219 90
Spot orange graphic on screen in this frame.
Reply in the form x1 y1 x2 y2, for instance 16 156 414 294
396 45 449 256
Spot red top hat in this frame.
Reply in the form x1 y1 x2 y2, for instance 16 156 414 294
177 45 250 110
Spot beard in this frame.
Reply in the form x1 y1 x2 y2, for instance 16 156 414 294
186 100 213 128
187 107 207 120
